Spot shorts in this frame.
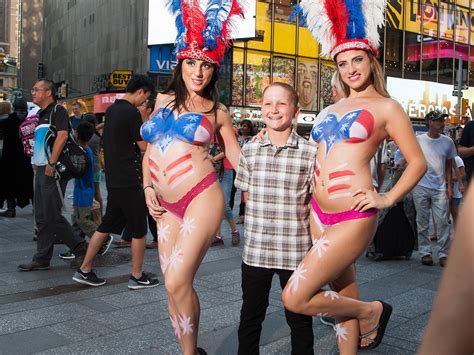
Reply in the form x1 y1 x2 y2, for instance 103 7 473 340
97 186 147 237
72 205 97 237
94 170 103 183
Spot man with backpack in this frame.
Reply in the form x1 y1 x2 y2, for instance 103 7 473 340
18 79 89 271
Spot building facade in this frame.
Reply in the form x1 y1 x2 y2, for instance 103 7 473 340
0 0 20 90
41 0 149 99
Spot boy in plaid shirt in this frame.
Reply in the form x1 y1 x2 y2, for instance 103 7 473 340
235 83 317 354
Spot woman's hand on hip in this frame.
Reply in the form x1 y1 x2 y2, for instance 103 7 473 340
351 188 392 212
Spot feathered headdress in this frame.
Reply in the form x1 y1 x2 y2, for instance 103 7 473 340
166 0 245 65
293 0 386 59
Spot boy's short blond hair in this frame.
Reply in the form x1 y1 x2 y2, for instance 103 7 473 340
262 82 299 108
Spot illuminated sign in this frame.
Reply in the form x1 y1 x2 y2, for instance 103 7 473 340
148 0 256 46
149 46 178 74
108 70 133 88
387 77 474 120
93 93 125 113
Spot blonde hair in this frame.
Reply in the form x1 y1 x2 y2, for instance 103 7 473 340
262 82 299 107
336 52 390 98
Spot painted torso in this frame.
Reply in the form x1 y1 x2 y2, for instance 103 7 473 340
311 107 383 213
141 107 215 202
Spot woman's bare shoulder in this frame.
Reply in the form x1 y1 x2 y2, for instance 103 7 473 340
156 93 174 106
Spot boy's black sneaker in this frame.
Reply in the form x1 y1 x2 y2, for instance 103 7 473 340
98 235 113 256
128 272 160 290
72 269 106 287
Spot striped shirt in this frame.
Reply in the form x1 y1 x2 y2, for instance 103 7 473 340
235 130 317 270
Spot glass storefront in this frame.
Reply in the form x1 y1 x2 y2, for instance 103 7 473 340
228 0 473 115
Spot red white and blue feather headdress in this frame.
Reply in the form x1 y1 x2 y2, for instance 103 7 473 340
294 0 386 59
166 0 245 65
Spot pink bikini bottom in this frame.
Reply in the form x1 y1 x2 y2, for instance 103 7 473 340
311 197 378 231
158 172 218 219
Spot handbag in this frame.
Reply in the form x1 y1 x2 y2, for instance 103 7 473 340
45 105 90 180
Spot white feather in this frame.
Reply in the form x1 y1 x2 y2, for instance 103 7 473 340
299 0 335 57
362 0 387 49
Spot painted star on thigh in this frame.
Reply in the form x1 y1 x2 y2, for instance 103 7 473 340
159 253 169 274
170 315 181 339
288 262 307 294
157 222 170 243
167 246 184 271
335 323 349 342
324 290 340 301
310 235 330 258
179 217 196 237
179 314 194 335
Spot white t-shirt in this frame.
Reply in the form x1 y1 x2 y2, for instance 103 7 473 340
452 155 465 199
370 140 389 188
417 133 457 191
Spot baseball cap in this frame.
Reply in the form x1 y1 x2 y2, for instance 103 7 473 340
425 110 448 121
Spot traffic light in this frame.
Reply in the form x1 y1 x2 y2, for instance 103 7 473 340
461 99 469 115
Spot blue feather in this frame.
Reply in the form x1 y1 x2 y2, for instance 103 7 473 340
289 4 307 27
203 0 233 50
166 0 188 50
345 0 366 39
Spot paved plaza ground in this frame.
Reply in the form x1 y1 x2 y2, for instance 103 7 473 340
0 182 445 354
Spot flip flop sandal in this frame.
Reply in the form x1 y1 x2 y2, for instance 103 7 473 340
359 300 393 351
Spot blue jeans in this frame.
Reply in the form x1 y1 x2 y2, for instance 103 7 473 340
412 185 451 258
220 169 234 220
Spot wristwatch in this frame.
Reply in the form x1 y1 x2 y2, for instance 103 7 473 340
48 161 57 168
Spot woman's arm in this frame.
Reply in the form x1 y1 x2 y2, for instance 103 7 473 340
215 105 241 170
142 144 166 220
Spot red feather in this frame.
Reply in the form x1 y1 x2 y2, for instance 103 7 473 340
181 0 207 47
211 0 245 61
324 0 348 44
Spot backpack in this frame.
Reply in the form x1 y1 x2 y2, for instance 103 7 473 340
44 105 90 180
19 110 40 157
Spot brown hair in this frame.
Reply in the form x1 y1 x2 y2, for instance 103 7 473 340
262 82 299 107
336 52 390 98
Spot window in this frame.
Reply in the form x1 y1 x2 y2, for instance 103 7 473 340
245 51 270 107
385 29 403 78
0 0 6 43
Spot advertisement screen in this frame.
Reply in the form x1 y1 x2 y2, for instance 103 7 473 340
387 77 473 120
148 0 256 46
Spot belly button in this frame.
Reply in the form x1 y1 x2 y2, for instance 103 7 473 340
163 171 166 177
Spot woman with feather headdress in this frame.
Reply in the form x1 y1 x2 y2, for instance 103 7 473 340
281 0 427 353
141 1 243 354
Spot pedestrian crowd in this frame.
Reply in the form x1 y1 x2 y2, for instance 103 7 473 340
1 0 473 353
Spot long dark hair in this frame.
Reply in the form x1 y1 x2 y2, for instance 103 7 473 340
162 59 220 115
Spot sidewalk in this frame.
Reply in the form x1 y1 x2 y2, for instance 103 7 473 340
0 183 443 354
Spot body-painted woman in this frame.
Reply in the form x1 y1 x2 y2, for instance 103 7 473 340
142 1 243 354
282 1 427 354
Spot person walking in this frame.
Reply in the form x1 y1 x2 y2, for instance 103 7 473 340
72 75 159 289
18 79 89 271
412 110 457 267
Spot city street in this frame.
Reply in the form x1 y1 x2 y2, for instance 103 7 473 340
0 182 444 355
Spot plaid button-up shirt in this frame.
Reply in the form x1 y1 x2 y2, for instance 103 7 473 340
235 130 317 270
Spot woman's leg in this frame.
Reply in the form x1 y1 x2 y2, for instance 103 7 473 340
159 184 224 355
282 216 383 355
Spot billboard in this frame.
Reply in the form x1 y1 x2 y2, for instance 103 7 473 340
387 77 474 120
148 0 256 46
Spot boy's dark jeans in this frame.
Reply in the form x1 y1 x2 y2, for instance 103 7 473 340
238 262 314 355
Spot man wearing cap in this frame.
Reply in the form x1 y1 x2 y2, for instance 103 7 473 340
412 110 457 267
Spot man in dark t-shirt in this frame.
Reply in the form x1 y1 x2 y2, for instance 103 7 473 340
72 75 160 289
18 79 89 271
459 120 474 184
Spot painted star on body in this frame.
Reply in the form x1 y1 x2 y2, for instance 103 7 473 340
324 290 340 301
186 114 201 122
183 123 196 134
310 235 330 258
334 323 349 342
179 217 196 237
157 135 174 153
316 111 361 157
167 246 184 271
179 314 194 335
288 262 307 294
170 315 181 339
157 222 170 243
159 254 169 273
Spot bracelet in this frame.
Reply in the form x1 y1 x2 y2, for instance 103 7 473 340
48 161 57 168
143 185 154 191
